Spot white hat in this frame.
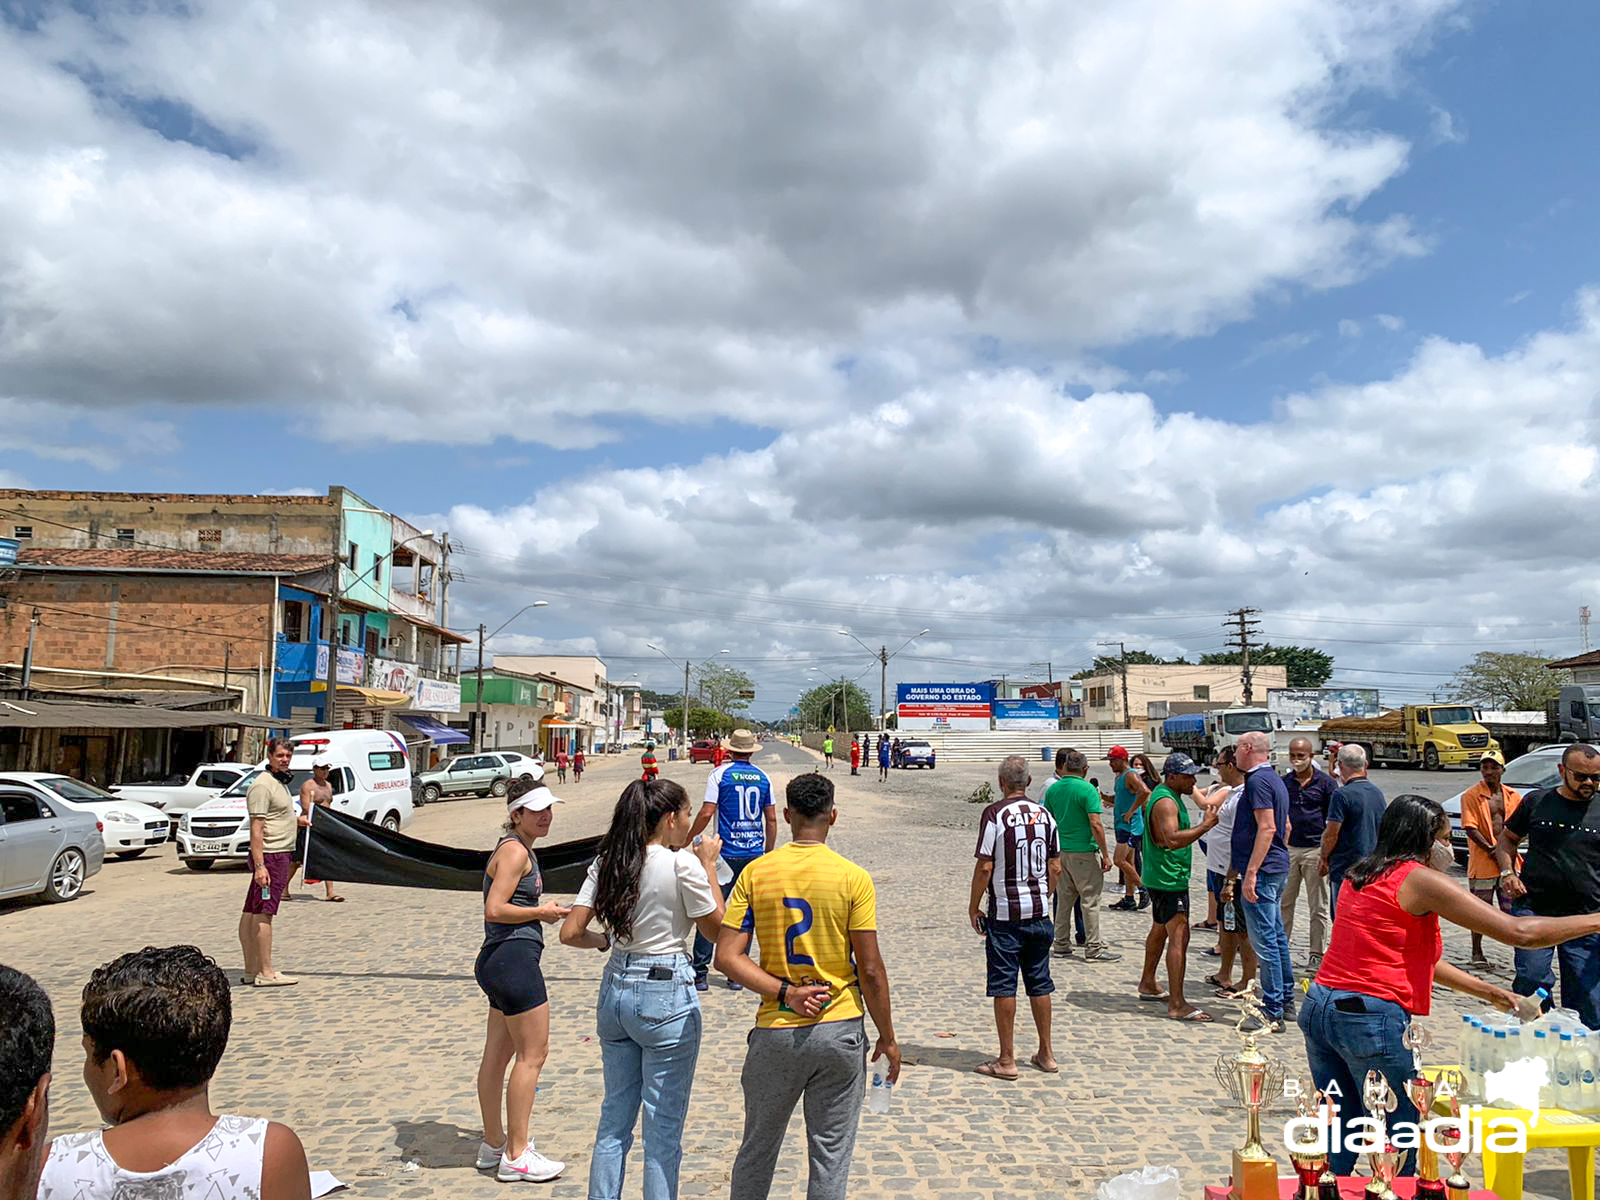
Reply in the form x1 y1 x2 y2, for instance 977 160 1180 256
508 786 564 815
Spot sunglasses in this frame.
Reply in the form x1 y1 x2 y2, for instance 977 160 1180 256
1567 769 1600 784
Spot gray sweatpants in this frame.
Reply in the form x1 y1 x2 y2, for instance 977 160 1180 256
730 1017 867 1200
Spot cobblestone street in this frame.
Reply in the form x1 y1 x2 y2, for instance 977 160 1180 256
2 745 1571 1199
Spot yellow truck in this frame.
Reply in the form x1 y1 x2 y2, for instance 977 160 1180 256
1317 704 1497 771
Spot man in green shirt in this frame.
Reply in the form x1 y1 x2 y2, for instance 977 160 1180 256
1042 748 1119 962
1136 752 1217 1021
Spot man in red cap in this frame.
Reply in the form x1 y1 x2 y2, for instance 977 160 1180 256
1103 745 1150 911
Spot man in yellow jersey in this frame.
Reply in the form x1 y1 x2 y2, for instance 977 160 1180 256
718 772 899 1200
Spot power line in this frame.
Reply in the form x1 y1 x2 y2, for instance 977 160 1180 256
1225 607 1262 704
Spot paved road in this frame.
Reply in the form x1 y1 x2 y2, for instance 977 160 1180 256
2 746 1568 1199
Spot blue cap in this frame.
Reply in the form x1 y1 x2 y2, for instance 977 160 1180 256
1161 751 1203 777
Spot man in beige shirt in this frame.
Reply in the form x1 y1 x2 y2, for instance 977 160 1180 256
238 739 299 986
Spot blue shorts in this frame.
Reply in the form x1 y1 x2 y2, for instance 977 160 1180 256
1207 869 1226 898
984 917 1055 998
1115 828 1141 846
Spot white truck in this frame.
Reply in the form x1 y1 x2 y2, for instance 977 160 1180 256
1158 707 1277 766
109 763 253 826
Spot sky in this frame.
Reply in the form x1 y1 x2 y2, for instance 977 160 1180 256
4 0 1599 720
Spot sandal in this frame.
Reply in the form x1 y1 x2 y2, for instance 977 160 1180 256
975 1059 1019 1081
1137 989 1170 1002
1172 1008 1213 1022
1029 1054 1060 1074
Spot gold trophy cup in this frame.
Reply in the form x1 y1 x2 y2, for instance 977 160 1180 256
1437 1069 1473 1200
1285 1079 1331 1200
1214 981 1286 1200
1362 1070 1401 1200
1403 1027 1448 1200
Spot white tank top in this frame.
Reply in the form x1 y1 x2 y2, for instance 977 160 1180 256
40 1116 268 1200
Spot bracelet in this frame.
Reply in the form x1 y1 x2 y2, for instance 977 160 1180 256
777 980 790 1007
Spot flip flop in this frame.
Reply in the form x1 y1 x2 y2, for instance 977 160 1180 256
975 1059 1019 1081
325 895 346 902
1029 1054 1060 1074
1172 1008 1213 1022
1204 974 1230 990
253 974 299 987
1137 990 1170 1002
1195 921 1220 931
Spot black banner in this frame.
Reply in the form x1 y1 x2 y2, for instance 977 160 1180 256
303 806 599 894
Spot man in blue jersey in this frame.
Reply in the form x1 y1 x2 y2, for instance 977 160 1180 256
688 727 777 990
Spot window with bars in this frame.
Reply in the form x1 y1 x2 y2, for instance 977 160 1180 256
12 525 32 540
115 528 135 543
198 528 222 544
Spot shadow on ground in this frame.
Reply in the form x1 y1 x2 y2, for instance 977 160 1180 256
392 1119 483 1170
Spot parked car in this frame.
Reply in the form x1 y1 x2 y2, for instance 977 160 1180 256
0 773 169 859
689 740 717 764
109 762 252 826
0 780 105 902
175 730 414 870
1440 743 1565 864
897 740 937 769
416 751 528 803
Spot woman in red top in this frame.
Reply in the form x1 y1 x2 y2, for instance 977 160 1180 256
1302 794 1600 1176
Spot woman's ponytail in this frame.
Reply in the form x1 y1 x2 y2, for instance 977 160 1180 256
592 778 688 941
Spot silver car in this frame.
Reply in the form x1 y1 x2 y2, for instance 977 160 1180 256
0 780 106 903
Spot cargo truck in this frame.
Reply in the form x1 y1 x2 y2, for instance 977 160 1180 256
1476 685 1600 759
1317 704 1496 770
1160 707 1276 765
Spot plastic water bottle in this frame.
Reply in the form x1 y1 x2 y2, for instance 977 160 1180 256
1458 1016 1475 1091
1577 1034 1599 1112
1463 1017 1484 1098
1512 987 1550 1023
1489 1029 1508 1079
867 1072 892 1114
1554 1034 1579 1111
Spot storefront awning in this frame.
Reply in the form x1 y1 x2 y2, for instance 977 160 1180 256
396 714 470 745
337 686 413 707
539 720 586 729
0 698 282 730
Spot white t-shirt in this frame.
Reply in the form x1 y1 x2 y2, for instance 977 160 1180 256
40 1117 267 1200
1205 785 1244 877
575 844 717 956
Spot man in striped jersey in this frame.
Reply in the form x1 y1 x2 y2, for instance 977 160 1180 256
969 755 1062 1079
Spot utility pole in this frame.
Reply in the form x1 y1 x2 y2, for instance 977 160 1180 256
474 623 486 752
683 661 691 746
1582 606 1592 653
222 642 231 702
1225 607 1263 703
20 608 40 699
1098 640 1129 726
879 645 889 733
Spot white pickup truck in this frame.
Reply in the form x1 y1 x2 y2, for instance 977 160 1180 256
109 763 252 825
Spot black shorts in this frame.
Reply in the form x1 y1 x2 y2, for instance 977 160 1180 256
1115 828 1140 846
1148 888 1190 925
475 938 548 1016
985 917 1055 998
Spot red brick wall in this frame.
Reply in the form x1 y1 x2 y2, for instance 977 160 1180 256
0 573 276 676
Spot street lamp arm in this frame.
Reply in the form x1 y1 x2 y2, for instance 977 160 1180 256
484 600 550 643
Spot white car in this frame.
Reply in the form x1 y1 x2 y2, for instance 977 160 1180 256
1440 744 1566 864
109 762 252 825
0 773 170 860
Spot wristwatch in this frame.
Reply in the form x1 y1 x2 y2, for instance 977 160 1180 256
777 980 790 1007
1499 868 1515 880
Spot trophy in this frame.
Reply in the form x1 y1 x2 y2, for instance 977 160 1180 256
1403 1027 1448 1200
1213 981 1286 1200
1285 1078 1331 1200
1437 1070 1473 1200
1362 1071 1401 1200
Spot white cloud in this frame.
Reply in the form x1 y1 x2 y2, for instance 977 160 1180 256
431 291 1600 711
1339 318 1363 338
1 0 1458 446
1375 312 1406 331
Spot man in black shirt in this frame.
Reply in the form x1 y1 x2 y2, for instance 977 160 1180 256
1496 742 1600 1029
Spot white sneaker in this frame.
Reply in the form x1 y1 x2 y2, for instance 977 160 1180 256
498 1148 564 1183
475 1141 504 1170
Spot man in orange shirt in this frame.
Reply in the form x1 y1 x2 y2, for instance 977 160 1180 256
1459 749 1522 966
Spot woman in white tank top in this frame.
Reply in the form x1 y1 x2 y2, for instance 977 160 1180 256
36 946 311 1200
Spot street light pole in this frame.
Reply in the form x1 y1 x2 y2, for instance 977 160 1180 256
471 600 551 753
837 628 929 733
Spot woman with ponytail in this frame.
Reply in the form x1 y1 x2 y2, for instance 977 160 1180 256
560 779 724 1200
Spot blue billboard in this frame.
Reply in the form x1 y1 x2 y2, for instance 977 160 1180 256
993 699 1060 730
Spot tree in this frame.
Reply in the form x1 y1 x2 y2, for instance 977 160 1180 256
795 679 874 731
663 706 735 737
1071 650 1189 680
637 688 681 711
696 662 755 716
1450 652 1569 711
1199 643 1334 688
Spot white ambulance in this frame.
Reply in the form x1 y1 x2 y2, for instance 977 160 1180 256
175 730 415 870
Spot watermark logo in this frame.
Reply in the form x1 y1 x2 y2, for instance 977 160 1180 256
1280 1077 1530 1156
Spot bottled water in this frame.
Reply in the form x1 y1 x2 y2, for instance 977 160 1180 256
867 1072 892 1114
1459 1016 1477 1096
1489 1029 1508 1079
1554 1034 1579 1111
1577 1034 1599 1113
1512 987 1550 1023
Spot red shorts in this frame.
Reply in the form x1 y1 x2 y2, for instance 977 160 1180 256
243 852 295 916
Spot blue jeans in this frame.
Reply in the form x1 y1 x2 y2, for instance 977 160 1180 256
1240 871 1294 1017
1328 874 1344 918
1297 984 1420 1176
692 856 756 980
589 953 702 1200
1511 903 1600 1030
